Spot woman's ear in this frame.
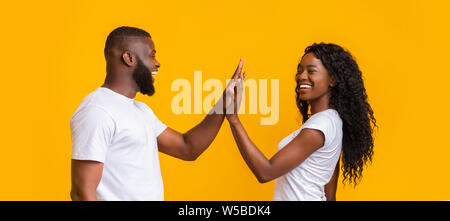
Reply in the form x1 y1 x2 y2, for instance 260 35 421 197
330 77 336 88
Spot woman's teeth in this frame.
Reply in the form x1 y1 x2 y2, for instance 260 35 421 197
151 71 158 75
299 85 312 89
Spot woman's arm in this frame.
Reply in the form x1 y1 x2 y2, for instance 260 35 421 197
226 116 325 183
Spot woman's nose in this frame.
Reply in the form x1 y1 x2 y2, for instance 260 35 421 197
296 70 307 82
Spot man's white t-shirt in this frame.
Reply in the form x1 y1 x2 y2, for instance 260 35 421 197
70 87 167 201
273 109 343 201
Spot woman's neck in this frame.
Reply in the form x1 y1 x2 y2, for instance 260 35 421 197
308 92 331 115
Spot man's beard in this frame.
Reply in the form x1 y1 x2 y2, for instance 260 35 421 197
132 58 155 96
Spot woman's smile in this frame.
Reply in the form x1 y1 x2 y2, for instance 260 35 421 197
298 83 312 93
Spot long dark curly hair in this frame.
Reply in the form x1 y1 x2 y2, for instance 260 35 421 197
296 42 377 186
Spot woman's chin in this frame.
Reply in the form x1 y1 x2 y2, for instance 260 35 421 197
299 95 310 101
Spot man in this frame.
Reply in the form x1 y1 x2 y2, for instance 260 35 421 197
70 26 244 201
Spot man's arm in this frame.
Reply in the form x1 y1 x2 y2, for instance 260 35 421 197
157 59 244 161
157 114 225 161
324 160 340 201
70 159 104 201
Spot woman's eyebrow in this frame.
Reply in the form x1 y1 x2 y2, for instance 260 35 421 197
306 65 318 68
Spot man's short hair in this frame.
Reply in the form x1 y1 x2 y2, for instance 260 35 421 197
104 26 151 58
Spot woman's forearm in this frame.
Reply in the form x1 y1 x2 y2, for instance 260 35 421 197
228 117 273 183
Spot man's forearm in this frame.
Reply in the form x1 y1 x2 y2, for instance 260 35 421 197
183 113 225 159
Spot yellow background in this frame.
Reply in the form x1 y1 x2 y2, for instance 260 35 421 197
1 0 449 200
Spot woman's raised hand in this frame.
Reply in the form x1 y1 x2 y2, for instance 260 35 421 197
224 58 246 120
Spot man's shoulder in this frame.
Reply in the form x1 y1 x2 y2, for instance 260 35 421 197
134 100 154 114
81 88 129 111
72 89 115 120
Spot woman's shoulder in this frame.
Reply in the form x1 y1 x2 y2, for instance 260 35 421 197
308 109 342 124
302 109 343 144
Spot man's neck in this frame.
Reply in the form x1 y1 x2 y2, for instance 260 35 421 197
102 82 138 99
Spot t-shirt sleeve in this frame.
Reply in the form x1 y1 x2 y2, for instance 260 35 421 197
302 113 336 147
142 105 167 137
153 116 167 137
70 105 115 163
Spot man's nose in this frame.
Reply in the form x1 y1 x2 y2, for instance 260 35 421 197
155 59 160 68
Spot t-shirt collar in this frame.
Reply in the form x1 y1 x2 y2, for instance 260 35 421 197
98 87 135 104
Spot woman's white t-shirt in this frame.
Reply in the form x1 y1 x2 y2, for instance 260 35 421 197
273 109 343 201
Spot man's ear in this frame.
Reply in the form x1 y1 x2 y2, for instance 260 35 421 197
121 51 136 67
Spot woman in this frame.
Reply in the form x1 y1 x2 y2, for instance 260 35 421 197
226 43 377 201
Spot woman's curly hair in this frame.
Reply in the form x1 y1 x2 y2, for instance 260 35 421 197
296 42 377 186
